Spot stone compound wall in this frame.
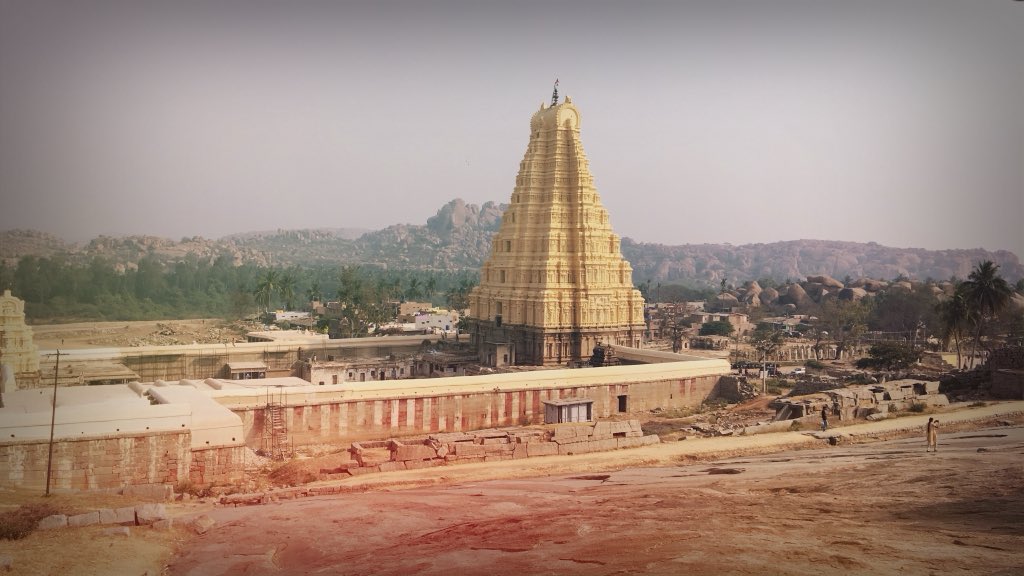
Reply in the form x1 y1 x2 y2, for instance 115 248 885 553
0 430 243 491
232 374 719 448
321 419 658 478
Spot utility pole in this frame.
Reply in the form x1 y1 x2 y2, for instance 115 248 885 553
45 350 61 496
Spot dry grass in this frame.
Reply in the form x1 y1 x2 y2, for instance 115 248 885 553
0 502 60 540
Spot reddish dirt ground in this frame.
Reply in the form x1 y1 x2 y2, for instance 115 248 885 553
167 426 1024 576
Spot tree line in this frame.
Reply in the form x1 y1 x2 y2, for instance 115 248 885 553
0 254 477 324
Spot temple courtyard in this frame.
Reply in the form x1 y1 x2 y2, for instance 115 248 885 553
2 403 1021 575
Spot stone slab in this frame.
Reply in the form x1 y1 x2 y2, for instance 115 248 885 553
102 526 131 537
37 514 67 530
378 461 407 472
135 503 167 525
68 511 100 528
526 443 559 457
98 508 117 525
114 506 136 525
453 443 485 457
191 515 215 535
405 459 445 470
394 444 437 462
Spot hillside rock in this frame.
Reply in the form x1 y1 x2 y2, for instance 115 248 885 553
2 200 1023 286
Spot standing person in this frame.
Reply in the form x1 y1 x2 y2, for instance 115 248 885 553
820 405 829 431
926 418 939 452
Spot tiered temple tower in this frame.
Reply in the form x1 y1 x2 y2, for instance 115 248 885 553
468 94 645 366
0 290 40 390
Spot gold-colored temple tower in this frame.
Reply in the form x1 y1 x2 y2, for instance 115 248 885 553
468 90 645 366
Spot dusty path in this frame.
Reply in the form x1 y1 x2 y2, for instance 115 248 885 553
168 419 1024 575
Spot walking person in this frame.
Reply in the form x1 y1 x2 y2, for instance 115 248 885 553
820 405 829 431
926 417 939 452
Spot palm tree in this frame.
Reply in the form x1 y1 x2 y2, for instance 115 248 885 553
937 288 972 369
277 271 297 311
960 261 1013 367
253 269 280 315
424 275 437 303
406 277 422 301
306 280 323 308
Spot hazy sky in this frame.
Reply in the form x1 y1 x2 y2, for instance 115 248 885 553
1 1 1022 257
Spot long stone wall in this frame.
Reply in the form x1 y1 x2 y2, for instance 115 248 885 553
231 373 720 448
0 430 244 491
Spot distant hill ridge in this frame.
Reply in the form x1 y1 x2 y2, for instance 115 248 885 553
1 199 1021 285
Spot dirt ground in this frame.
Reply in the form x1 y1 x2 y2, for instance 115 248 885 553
29 319 254 349
166 422 1024 576
6 408 1019 576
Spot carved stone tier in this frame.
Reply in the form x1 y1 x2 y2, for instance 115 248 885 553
469 97 645 366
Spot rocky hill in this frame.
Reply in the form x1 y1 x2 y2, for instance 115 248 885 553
1 199 1021 284
622 239 1024 286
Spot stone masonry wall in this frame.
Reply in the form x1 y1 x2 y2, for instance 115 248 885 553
0 430 244 491
232 375 720 449
0 431 190 491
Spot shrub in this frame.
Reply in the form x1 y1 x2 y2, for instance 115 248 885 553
804 360 825 370
0 503 60 540
908 402 926 413
789 420 802 431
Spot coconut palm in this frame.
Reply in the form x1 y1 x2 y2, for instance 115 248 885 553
406 277 422 301
277 271 297 311
937 288 973 369
253 269 280 315
960 261 1013 367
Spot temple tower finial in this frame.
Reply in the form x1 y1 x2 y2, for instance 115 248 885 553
551 79 559 106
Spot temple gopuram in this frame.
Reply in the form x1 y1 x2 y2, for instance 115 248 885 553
469 88 645 366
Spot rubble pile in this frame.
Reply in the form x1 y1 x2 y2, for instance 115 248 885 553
82 320 256 347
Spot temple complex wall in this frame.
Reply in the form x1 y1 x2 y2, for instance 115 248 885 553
0 430 244 491
225 360 728 446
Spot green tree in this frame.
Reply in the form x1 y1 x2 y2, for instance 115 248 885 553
406 277 422 301
818 299 870 360
253 269 280 315
856 342 922 371
277 270 297 311
750 326 784 363
937 288 972 369
699 320 734 337
960 261 1013 367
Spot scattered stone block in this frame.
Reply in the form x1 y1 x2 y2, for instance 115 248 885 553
394 444 437 461
152 519 173 531
102 527 131 537
37 514 67 530
526 443 559 457
114 506 136 525
347 465 379 476
453 443 485 457
68 511 100 528
405 459 444 470
379 460 408 472
98 508 117 524
135 503 167 525
191 515 215 535
483 443 513 454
